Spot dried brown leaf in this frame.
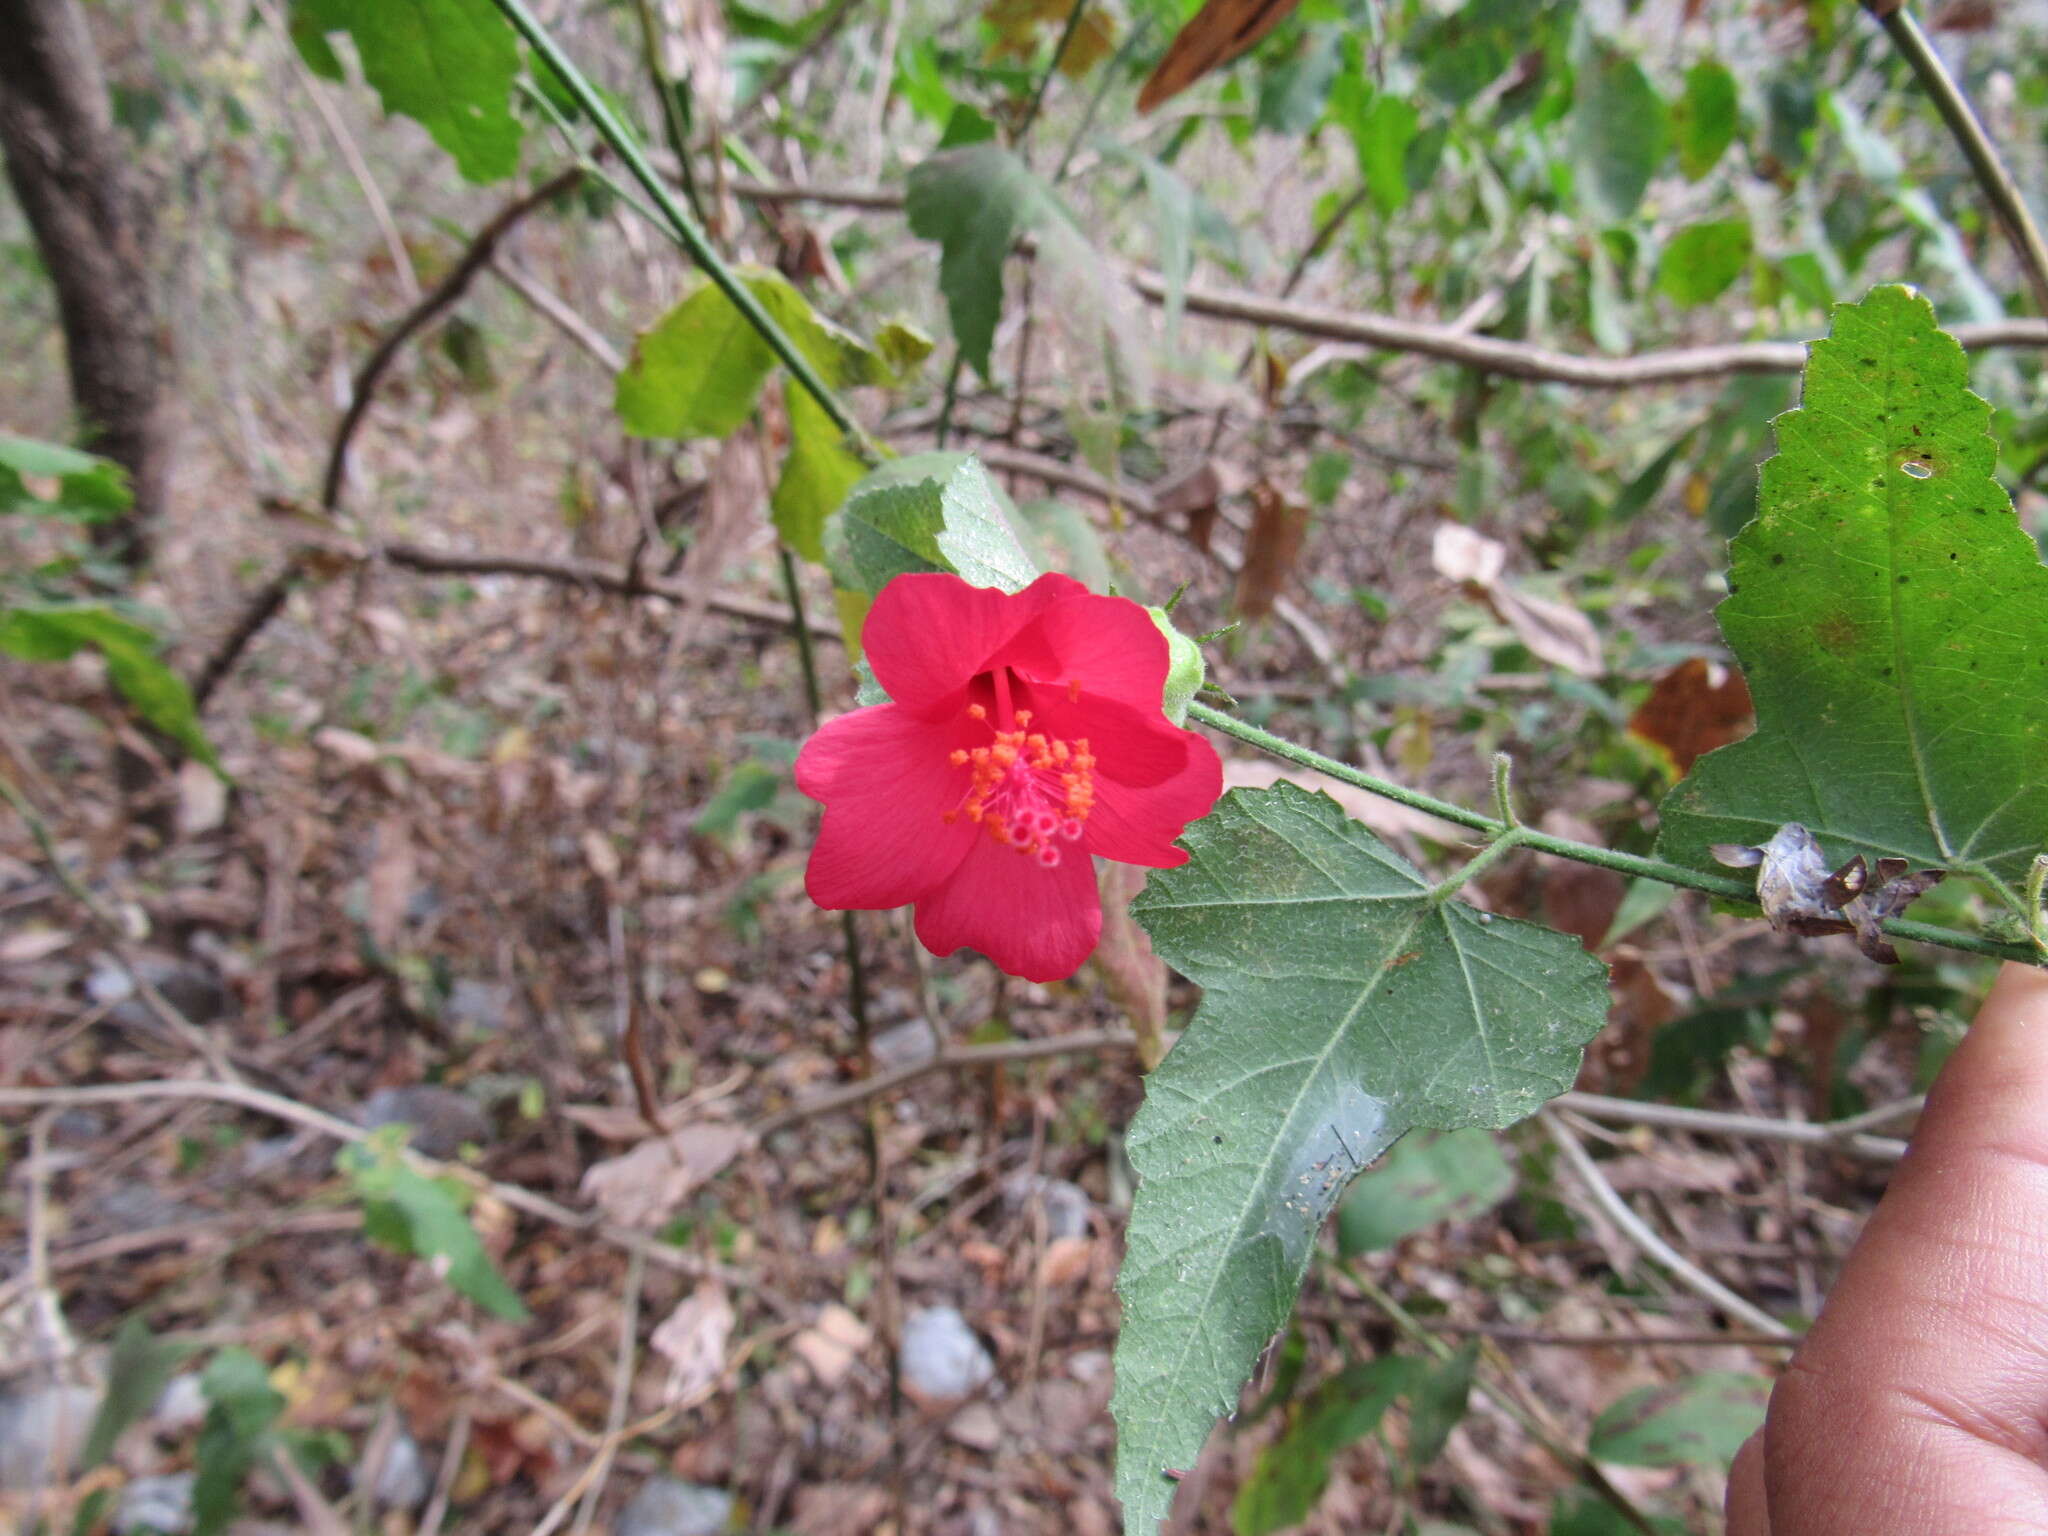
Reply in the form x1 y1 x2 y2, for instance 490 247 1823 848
1233 479 1309 621
366 813 414 954
790 1303 872 1388
1093 861 1167 1068
580 1123 745 1228
649 1281 735 1406
1628 657 1754 773
1714 822 1944 964
1137 0 1303 112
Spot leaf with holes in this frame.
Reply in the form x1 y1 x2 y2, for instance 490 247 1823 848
1657 285 2048 893
292 0 524 182
1113 783 1608 1533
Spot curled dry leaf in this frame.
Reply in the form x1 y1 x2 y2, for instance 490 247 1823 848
1431 523 1604 677
1628 657 1754 774
790 1303 872 1388
1713 822 1944 965
1137 0 1303 112
649 1281 735 1406
579 1122 745 1228
1093 861 1168 1068
1151 461 1222 554
1233 480 1310 621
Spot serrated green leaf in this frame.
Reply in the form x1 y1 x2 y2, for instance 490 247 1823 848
842 480 950 587
936 457 1040 591
1572 47 1668 225
0 604 219 770
1114 783 1608 1532
291 0 523 182
194 1348 284 1536
1335 1129 1515 1255
1589 1372 1769 1466
343 1142 530 1321
905 143 1045 379
1657 285 2048 890
1673 59 1738 180
1657 218 1752 308
1233 1356 1428 1535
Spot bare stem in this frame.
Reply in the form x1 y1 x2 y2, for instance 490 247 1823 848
486 0 871 453
1185 700 2039 966
1868 1 2048 314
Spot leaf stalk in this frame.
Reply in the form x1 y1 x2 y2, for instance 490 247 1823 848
1185 701 2039 966
486 0 873 454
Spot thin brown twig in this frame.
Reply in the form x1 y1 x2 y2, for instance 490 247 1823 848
194 533 836 712
720 175 2048 380
1540 1107 1795 1340
752 1028 1139 1135
0 1078 781 1305
323 167 584 512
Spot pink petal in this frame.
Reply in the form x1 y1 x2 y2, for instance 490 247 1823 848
864 572 1087 713
1081 730 1224 868
997 591 1173 713
797 705 977 910
913 835 1102 983
1014 684 1190 790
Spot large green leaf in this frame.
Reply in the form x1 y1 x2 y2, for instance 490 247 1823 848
1657 285 2048 889
1572 47 1668 225
906 142 1109 382
292 0 523 183
835 457 1038 597
0 604 219 770
1114 783 1608 1532
0 434 130 522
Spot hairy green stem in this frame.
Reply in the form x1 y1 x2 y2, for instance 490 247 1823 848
1186 701 2039 965
1868 1 2048 314
488 0 872 455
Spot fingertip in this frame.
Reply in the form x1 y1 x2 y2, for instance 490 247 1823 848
1726 1430 1769 1536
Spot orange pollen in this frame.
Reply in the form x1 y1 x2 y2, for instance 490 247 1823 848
949 720 1097 867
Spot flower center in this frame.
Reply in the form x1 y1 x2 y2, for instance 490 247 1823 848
944 704 1096 867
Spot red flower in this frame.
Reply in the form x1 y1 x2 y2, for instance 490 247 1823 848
796 572 1224 983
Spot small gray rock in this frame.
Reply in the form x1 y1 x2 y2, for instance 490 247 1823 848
115 1471 195 1535
152 1373 208 1434
0 1382 101 1491
371 1427 430 1510
94 953 231 1027
445 978 514 1035
871 1017 937 1072
359 1086 489 1157
900 1307 995 1401
1003 1174 1091 1240
614 1476 735 1536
